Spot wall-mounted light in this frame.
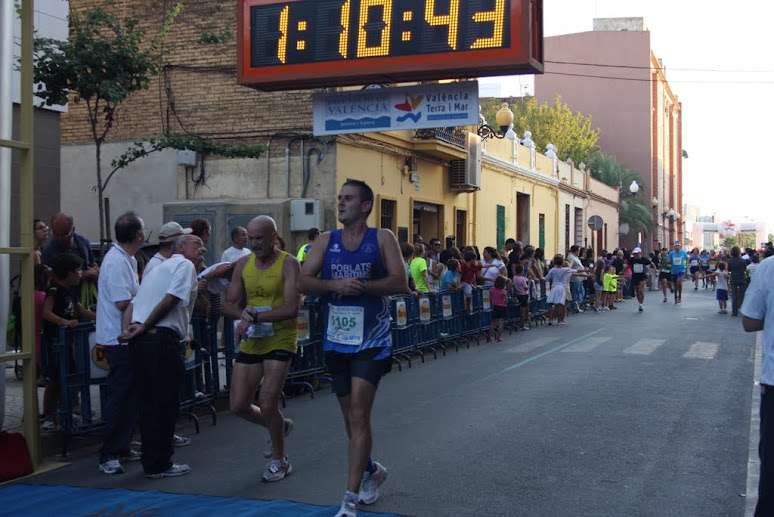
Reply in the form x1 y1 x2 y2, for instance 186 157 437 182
651 197 659 208
478 102 515 141
620 180 640 199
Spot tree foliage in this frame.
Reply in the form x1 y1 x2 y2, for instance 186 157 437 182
587 153 654 234
32 1 181 247
481 95 600 164
722 236 738 249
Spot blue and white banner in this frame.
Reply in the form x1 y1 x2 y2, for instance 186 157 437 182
313 81 479 136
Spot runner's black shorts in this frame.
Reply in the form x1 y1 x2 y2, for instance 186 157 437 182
690 266 699 274
325 347 391 397
235 350 295 364
659 272 671 282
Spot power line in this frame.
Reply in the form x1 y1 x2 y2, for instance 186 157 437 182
546 59 774 74
542 70 774 85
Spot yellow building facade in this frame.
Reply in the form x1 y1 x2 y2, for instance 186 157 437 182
334 128 563 256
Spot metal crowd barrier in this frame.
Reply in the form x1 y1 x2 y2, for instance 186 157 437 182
50 322 106 456
47 286 539 454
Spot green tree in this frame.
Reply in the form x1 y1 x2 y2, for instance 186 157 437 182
587 153 654 234
481 95 600 164
722 236 738 249
32 2 180 247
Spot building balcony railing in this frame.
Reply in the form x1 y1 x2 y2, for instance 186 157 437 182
413 128 466 149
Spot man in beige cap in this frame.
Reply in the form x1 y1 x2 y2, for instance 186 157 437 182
144 222 193 277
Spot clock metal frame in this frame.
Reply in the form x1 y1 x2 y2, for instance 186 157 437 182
237 0 543 91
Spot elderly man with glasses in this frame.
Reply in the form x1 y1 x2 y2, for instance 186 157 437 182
41 212 99 282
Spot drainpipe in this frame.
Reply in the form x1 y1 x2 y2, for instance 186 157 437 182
285 136 306 198
302 139 327 199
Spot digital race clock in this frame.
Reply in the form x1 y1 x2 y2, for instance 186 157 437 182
238 0 543 91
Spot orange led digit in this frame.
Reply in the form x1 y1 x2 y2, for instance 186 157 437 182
470 0 506 49
277 5 289 63
425 0 459 50
339 0 351 58
357 0 394 58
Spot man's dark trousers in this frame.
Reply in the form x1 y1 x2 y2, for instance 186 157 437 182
99 344 137 463
133 330 184 475
757 386 774 516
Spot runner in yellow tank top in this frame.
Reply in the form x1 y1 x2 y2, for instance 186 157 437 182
240 250 298 355
224 215 301 483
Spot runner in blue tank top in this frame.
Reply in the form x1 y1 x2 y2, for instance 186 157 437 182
298 180 407 517
320 228 392 358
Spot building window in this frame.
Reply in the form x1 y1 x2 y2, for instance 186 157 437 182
380 199 396 232
456 210 467 247
574 207 584 247
565 204 571 254
496 205 505 251
539 213 545 250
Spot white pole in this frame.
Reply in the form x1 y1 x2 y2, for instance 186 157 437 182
0 0 16 429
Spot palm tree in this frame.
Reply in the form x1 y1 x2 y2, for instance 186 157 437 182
588 153 654 234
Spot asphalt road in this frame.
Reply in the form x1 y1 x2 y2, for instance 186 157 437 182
21 285 758 516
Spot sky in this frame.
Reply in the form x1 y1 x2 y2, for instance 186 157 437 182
479 0 774 226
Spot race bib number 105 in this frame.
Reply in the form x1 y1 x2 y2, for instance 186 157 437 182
327 305 365 346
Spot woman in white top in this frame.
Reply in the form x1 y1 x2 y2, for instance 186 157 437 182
480 246 507 286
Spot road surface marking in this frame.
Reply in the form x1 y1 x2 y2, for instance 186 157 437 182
683 341 719 359
562 336 612 353
623 338 666 355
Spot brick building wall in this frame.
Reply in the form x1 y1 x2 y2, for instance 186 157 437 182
61 0 315 147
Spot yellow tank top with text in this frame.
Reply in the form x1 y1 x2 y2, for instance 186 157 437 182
239 251 298 355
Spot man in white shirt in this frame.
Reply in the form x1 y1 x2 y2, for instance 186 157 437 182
97 212 144 475
119 234 205 478
144 222 192 276
221 226 251 263
742 256 774 515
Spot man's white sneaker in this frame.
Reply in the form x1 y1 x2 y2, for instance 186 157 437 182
263 418 294 458
173 434 192 447
99 459 125 475
145 463 191 478
335 492 359 517
638 304 643 312
358 461 387 505
261 456 292 482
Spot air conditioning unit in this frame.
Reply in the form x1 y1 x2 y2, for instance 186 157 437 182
449 132 481 192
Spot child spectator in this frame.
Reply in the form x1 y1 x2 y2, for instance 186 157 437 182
603 265 618 311
488 275 509 342
441 258 461 291
512 264 530 329
460 250 482 303
592 259 606 312
545 256 577 325
706 261 730 314
41 253 96 431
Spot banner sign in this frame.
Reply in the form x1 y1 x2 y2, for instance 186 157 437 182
313 81 479 136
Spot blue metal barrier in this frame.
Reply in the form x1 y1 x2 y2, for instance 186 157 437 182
389 294 422 369
437 290 466 351
51 323 105 456
286 300 331 397
186 316 218 431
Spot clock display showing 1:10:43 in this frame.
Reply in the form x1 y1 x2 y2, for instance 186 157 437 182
250 0 511 67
